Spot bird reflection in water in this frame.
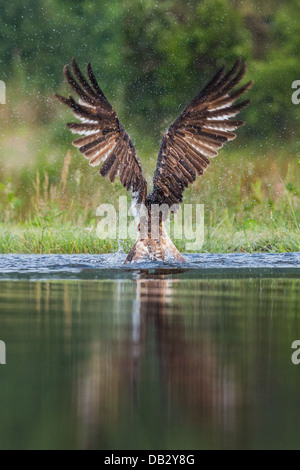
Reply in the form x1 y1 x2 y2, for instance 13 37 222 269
76 271 238 448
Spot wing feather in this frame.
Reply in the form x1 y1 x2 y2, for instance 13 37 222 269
56 58 147 202
149 58 253 206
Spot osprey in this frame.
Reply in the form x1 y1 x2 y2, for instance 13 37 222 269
56 58 252 263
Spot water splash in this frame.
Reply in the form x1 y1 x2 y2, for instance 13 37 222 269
0 253 299 280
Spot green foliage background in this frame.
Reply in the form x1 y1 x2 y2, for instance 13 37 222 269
1 0 299 139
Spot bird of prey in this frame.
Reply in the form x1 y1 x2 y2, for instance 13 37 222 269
55 58 252 263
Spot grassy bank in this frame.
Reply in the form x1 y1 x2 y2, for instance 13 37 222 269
0 139 299 254
0 223 299 254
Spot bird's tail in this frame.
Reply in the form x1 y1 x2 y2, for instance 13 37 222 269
124 223 186 264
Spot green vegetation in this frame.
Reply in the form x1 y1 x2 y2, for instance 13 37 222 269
1 223 299 254
0 146 299 254
0 0 299 254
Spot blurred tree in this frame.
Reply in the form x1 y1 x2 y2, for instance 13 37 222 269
0 0 298 142
247 0 300 138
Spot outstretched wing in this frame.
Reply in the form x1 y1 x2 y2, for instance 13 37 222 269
149 58 253 207
55 58 147 203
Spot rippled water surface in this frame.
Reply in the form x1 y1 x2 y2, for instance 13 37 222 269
0 253 299 449
0 252 299 279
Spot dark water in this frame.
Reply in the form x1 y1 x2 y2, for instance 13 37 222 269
0 253 300 449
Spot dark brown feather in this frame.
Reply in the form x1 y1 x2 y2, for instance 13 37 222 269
55 60 147 202
149 59 252 206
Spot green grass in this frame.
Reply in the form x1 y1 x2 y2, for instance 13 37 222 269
0 220 298 254
0 223 116 254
